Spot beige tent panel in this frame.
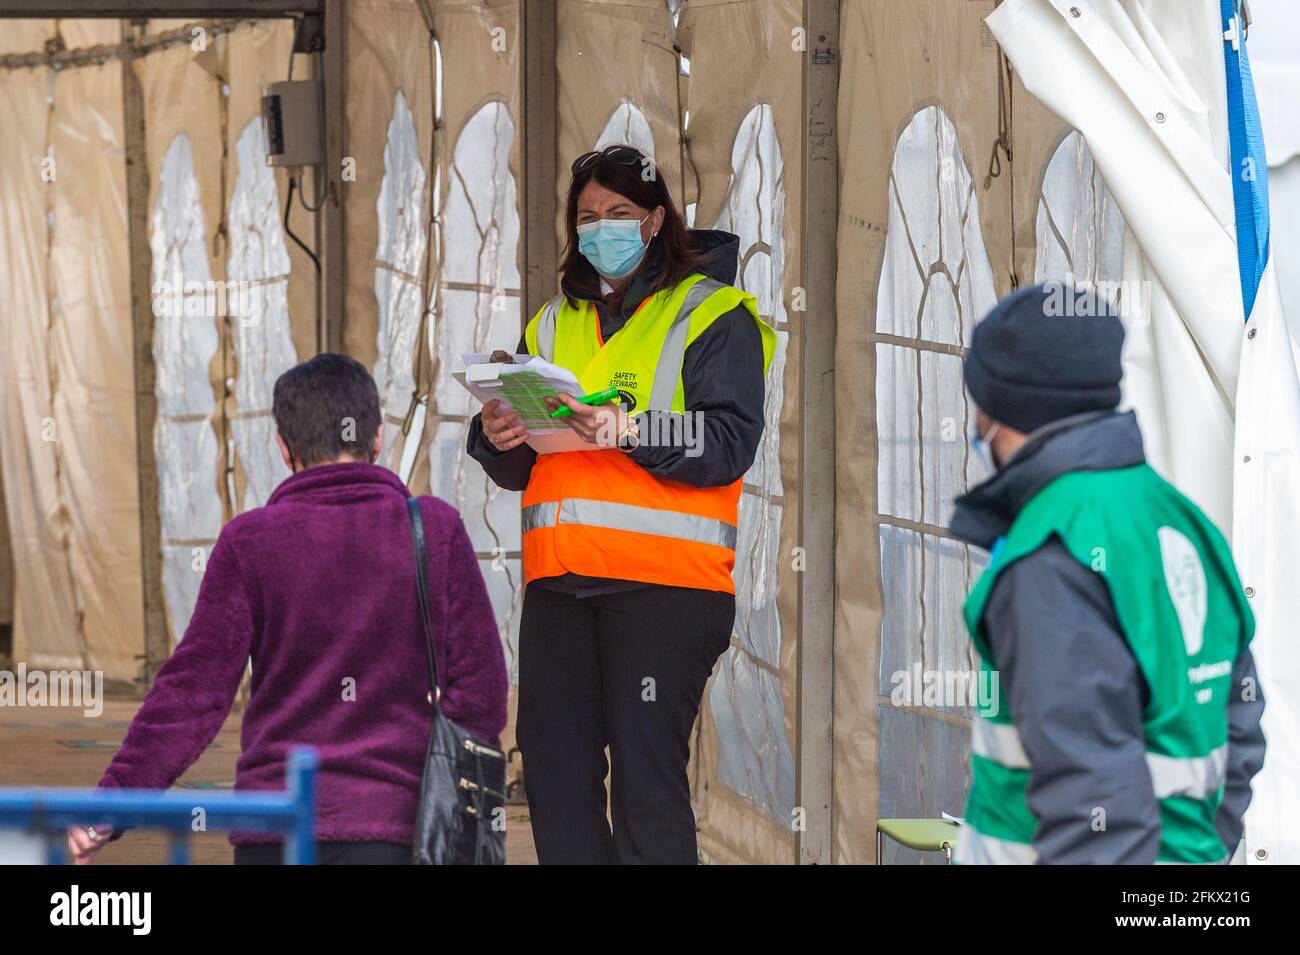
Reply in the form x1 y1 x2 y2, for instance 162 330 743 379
677 0 802 226
47 60 144 681
0 67 82 672
223 21 317 512
422 0 526 759
834 0 998 865
0 22 53 56
407 0 522 497
342 0 434 371
680 0 804 865
225 21 318 371
834 0 1068 862
342 0 436 481
556 0 682 239
135 41 233 642
135 35 232 483
437 0 521 144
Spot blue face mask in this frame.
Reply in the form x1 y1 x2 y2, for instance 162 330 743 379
577 216 650 280
970 421 1000 473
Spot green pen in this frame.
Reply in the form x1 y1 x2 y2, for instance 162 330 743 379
549 386 622 418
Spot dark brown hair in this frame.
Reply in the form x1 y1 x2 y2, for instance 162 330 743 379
559 148 701 304
272 353 381 468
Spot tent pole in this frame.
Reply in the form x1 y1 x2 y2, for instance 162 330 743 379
796 0 840 865
319 0 346 354
520 0 559 324
121 20 168 691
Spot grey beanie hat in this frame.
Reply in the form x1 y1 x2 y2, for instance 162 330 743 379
964 283 1125 435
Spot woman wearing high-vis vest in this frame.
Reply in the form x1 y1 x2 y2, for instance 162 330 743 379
467 144 775 864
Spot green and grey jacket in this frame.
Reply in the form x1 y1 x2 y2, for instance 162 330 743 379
949 411 1265 864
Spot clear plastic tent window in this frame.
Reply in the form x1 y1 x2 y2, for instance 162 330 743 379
874 106 995 848
596 98 657 158
427 101 524 680
228 118 297 512
373 89 428 474
151 132 223 644
1034 130 1125 290
707 104 796 822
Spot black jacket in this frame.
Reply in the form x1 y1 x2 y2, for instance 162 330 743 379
950 411 1265 863
466 229 766 596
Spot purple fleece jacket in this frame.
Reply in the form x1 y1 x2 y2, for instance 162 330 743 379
99 462 508 846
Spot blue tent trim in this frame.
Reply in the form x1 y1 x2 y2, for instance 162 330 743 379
1221 0 1271 320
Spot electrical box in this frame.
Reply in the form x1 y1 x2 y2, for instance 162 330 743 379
261 80 322 168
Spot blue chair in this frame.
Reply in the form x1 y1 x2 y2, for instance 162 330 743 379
0 747 318 864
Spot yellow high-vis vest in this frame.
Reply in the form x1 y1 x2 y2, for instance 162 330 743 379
520 273 776 594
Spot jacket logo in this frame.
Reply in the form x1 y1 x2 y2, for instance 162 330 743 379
611 371 637 413
1158 526 1207 657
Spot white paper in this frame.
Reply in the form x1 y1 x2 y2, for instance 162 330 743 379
453 353 617 454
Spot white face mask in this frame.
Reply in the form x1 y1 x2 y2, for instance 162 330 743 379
971 421 1001 473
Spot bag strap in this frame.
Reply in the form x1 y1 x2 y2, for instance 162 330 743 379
407 496 442 708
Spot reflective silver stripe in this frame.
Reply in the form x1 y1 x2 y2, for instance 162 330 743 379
647 278 726 411
953 824 1038 865
1146 745 1228 801
972 719 1226 802
972 718 1030 769
557 497 736 550
520 502 558 533
534 296 563 361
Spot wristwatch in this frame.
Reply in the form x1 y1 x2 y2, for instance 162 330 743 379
617 417 641 452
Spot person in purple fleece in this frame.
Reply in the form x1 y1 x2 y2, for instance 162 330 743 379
68 354 508 865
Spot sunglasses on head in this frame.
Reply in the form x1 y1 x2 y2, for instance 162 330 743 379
571 144 647 175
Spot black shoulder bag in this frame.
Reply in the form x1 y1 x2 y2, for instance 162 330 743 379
407 497 507 865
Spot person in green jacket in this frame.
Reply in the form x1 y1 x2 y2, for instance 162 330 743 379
949 283 1265 864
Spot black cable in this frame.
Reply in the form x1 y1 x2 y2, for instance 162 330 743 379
283 174 321 279
296 170 328 213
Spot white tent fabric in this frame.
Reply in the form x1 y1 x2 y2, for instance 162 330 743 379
1248 0 1300 358
989 0 1300 864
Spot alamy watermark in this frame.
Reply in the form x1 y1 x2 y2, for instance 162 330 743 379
594 410 706 457
889 663 1000 716
1041 275 1151 323
151 271 262 324
0 665 103 718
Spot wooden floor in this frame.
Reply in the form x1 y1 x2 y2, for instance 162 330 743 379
0 696 537 865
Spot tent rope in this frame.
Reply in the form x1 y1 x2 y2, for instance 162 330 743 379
0 20 256 72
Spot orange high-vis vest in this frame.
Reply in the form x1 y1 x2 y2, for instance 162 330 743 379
520 273 776 594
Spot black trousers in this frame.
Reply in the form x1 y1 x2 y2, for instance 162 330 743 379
234 841 409 865
516 582 734 864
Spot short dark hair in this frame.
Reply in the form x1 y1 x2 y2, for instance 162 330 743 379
559 146 701 304
272 353 382 468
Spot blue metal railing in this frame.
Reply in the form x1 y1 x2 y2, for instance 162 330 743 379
0 747 318 864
